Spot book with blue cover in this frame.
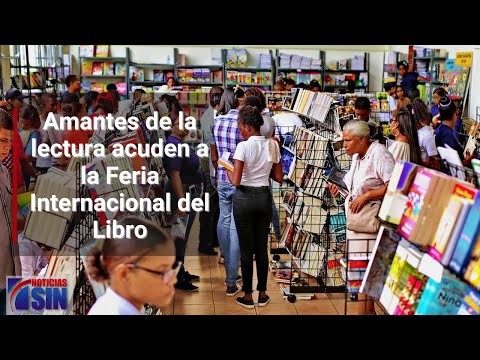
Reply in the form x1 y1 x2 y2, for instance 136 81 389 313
415 270 469 315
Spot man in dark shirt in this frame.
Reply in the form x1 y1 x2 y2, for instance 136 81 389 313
164 110 203 292
398 60 426 96
60 75 81 104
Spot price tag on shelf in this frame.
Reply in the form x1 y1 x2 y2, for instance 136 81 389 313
418 253 444 282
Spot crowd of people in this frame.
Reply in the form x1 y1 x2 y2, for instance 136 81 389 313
0 65 474 315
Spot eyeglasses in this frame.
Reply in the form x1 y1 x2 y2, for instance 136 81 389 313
126 260 182 284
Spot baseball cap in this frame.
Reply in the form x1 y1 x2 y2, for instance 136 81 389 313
5 88 26 101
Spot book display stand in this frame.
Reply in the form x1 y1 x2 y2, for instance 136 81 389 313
276 89 352 303
358 156 480 315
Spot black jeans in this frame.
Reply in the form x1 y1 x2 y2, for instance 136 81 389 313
166 181 200 283
233 185 272 294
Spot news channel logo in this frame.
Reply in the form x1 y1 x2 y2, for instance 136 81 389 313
6 277 71 315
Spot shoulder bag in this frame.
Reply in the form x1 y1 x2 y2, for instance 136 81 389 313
345 158 380 234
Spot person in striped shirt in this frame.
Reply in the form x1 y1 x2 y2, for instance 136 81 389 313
211 86 245 296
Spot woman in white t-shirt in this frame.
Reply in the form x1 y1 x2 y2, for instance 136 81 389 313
411 98 438 166
226 105 283 309
87 216 178 315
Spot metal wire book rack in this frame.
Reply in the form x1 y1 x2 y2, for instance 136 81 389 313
275 96 352 302
71 160 97 315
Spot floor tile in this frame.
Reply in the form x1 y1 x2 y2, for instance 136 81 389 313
214 304 256 315
256 303 297 315
175 291 214 305
294 300 339 315
183 259 210 270
174 304 215 315
212 291 240 305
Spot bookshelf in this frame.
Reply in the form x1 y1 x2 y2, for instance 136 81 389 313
382 51 407 86
275 49 324 89
224 49 275 89
412 47 449 105
323 52 369 92
127 59 175 93
5 45 71 103
78 46 130 99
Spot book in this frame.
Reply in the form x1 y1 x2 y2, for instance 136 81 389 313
115 62 126 76
103 62 115 76
415 269 469 315
326 167 348 192
378 161 418 225
457 287 480 315
218 151 234 172
80 45 95 57
92 62 104 75
81 60 93 75
360 226 402 298
431 184 479 266
274 269 299 283
18 191 33 221
95 45 109 57
171 213 189 239
450 202 480 275
153 70 164 82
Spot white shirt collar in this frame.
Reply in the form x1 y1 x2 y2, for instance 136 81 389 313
248 135 266 141
89 287 144 315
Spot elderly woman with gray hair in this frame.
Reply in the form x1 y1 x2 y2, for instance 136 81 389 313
328 120 395 315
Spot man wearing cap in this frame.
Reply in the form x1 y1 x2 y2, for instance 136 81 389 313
60 75 81 104
0 88 26 117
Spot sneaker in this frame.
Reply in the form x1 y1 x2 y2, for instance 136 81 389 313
236 296 255 309
218 255 225 264
226 283 241 296
253 254 256 261
258 295 270 307
224 275 242 285
185 271 200 282
174 281 199 292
